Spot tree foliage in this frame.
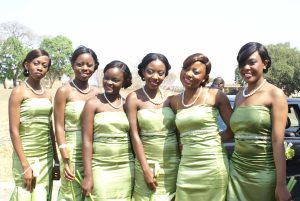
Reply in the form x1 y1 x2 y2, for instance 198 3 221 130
40 35 73 88
0 36 28 87
234 43 300 96
266 43 300 96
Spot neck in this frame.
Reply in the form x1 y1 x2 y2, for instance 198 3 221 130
247 78 265 91
143 86 159 98
26 79 41 89
104 92 120 101
73 79 88 87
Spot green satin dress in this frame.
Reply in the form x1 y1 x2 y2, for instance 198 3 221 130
132 107 180 201
91 112 134 200
175 105 229 201
10 98 53 201
227 105 276 201
57 101 85 201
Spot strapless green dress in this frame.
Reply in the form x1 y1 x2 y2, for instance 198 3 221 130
175 105 228 201
57 101 85 201
10 98 53 201
132 107 180 201
91 112 134 200
227 105 276 201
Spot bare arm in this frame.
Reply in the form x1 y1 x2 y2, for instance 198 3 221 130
216 91 234 142
9 87 33 192
271 89 291 201
54 86 74 179
125 92 157 191
81 98 96 196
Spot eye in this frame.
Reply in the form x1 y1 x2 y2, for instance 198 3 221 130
247 59 257 66
87 63 95 68
158 71 165 76
146 68 154 74
193 69 200 75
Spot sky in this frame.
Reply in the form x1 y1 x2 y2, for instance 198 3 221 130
1 0 300 85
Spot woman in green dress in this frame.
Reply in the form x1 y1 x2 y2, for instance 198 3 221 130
226 42 291 201
170 53 233 201
9 49 54 200
126 53 180 200
81 60 134 200
54 46 100 201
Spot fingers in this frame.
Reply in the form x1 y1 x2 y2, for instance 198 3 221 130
64 164 75 181
148 178 158 191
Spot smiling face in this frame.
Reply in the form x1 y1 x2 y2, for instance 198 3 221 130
25 56 50 80
239 51 266 84
143 59 166 90
103 67 124 95
72 53 96 81
180 61 207 89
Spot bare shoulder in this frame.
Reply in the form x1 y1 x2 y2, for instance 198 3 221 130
9 84 25 101
54 84 72 98
268 83 286 99
126 89 140 101
163 89 179 97
90 85 101 94
85 95 99 107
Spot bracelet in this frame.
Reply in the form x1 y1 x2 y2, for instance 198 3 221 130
58 143 67 149
22 166 32 175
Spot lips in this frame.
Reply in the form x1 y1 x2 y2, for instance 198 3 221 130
183 77 193 85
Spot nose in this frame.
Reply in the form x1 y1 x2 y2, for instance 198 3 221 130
185 70 193 77
152 72 159 79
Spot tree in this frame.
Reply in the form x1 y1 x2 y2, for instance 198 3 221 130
234 43 300 96
0 21 38 47
40 35 73 88
266 43 300 96
0 36 28 87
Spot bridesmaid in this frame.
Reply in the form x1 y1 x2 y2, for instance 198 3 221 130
126 53 180 200
9 49 54 200
54 46 100 201
81 60 134 200
226 42 291 201
170 53 233 201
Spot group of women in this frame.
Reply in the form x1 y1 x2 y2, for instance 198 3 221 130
8 42 292 201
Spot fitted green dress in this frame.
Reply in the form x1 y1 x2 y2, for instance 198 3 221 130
10 98 53 201
175 105 229 201
57 101 85 201
227 105 276 201
91 112 134 200
132 107 180 201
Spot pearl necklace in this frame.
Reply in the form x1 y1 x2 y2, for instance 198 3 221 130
24 80 44 95
103 93 123 109
71 80 90 94
242 79 266 98
142 86 165 105
181 87 202 107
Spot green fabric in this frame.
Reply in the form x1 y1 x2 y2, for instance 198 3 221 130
91 112 134 200
175 105 228 201
57 101 85 201
132 107 180 201
227 105 276 201
10 98 53 201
